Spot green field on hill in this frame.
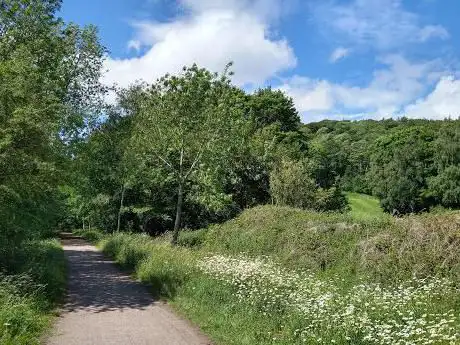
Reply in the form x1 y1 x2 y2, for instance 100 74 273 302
346 193 386 220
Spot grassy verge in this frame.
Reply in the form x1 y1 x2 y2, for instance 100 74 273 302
0 240 66 345
346 192 386 221
77 206 460 344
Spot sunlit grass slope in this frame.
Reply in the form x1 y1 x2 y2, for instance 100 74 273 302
346 192 386 220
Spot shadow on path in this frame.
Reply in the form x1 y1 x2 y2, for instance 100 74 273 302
46 235 211 345
62 238 153 313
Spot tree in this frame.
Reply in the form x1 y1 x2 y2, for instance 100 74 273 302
367 127 436 214
428 165 460 208
427 122 460 208
248 88 300 132
270 160 317 209
0 0 106 259
270 159 347 211
130 64 247 244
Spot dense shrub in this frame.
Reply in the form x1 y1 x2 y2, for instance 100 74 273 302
0 240 66 345
176 229 209 248
73 228 105 243
270 160 347 212
357 213 460 281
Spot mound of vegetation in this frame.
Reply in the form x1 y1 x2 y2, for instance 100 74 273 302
80 205 460 344
0 240 66 345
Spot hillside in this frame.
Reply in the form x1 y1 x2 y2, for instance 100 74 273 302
346 192 385 220
79 205 460 344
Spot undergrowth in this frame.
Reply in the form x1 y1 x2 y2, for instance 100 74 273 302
78 205 460 344
0 240 66 345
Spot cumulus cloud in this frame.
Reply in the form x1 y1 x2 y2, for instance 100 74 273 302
278 76 334 112
103 0 296 88
329 47 350 63
402 76 460 120
279 55 445 122
312 0 449 51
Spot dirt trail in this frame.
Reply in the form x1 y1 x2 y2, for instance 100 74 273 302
47 235 211 345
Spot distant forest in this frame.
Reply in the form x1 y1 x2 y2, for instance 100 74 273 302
303 118 460 214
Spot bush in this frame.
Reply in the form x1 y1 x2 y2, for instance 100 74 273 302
73 228 105 243
270 160 348 212
357 213 460 282
99 233 196 299
0 240 66 345
270 160 317 209
314 187 348 212
101 233 153 270
177 229 209 248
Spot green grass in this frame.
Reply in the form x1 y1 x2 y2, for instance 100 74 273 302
84 205 460 344
0 240 66 345
346 192 386 220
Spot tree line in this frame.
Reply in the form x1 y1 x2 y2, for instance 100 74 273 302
1 0 459 261
303 118 460 214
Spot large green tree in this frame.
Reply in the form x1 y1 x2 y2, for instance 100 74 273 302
248 88 300 132
130 64 247 244
368 126 436 214
0 0 106 262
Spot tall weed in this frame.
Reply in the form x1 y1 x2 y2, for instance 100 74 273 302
0 240 65 345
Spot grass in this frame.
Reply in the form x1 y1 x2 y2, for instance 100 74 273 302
0 240 66 345
78 206 460 344
346 192 386 221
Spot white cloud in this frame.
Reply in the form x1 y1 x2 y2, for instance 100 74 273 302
103 0 296 88
180 0 291 22
278 76 334 112
329 47 350 63
127 40 141 52
279 55 445 122
418 25 450 42
312 0 449 51
402 76 460 119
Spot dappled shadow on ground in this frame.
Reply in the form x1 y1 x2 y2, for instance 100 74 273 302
61 238 154 313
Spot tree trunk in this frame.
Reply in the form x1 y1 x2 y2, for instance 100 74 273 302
117 184 125 232
171 182 184 245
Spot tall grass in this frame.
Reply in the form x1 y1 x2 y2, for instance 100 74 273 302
0 240 66 345
83 206 460 344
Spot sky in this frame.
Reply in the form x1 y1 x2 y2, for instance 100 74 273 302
59 0 460 123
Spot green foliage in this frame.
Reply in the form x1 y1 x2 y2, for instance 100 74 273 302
128 64 249 242
304 119 460 214
270 160 317 209
0 240 66 345
248 88 300 132
270 160 348 211
176 229 209 248
428 165 460 208
368 126 435 213
73 228 105 243
0 0 106 251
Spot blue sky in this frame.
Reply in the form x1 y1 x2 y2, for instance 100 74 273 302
60 0 460 122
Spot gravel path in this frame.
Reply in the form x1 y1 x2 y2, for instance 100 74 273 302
47 235 211 345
